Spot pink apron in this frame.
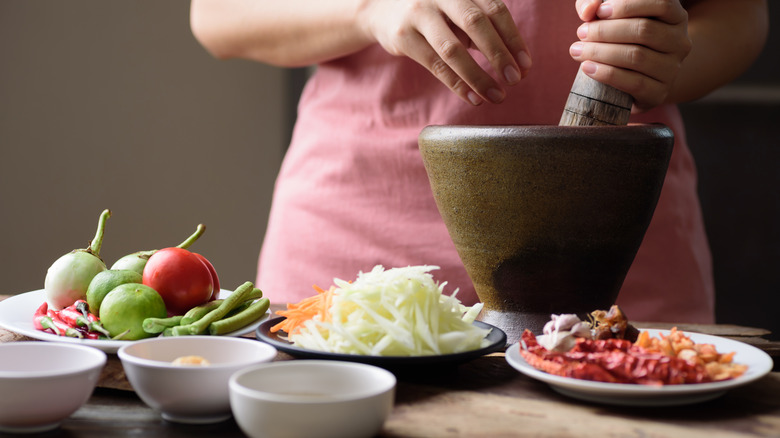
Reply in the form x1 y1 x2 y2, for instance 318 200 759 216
257 0 715 323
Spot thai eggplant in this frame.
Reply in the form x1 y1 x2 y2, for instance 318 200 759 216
44 209 111 310
110 224 206 275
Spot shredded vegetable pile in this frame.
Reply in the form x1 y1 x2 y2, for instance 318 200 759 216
271 265 491 356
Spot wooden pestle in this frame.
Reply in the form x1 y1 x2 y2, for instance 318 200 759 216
559 68 633 126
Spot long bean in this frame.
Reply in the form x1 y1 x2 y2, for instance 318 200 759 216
170 324 192 336
224 301 251 318
180 300 224 325
142 316 184 334
183 282 254 335
179 288 263 325
208 298 270 335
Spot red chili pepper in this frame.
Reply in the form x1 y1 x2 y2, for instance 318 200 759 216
33 302 49 331
33 300 108 339
58 306 84 327
44 307 86 338
39 316 62 336
54 315 82 338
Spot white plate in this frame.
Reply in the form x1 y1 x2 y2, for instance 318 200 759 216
0 289 270 354
505 329 774 406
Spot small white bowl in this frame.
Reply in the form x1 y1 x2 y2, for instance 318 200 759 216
230 360 396 438
118 336 277 424
0 342 106 434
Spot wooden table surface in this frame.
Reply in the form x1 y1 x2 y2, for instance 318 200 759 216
1 295 778 438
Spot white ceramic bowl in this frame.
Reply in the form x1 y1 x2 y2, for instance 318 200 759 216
230 360 396 438
117 336 277 424
0 342 106 434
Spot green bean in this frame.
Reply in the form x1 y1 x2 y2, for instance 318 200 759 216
208 298 270 336
183 282 255 335
224 301 251 317
170 324 192 336
180 300 224 325
179 288 263 325
142 316 184 334
238 287 263 302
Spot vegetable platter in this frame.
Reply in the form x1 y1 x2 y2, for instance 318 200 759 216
0 289 270 354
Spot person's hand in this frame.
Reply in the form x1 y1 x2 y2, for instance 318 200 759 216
571 0 692 112
357 0 532 105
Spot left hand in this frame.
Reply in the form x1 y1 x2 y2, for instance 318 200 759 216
571 0 692 112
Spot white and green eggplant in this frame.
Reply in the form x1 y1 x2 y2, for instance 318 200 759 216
44 209 111 310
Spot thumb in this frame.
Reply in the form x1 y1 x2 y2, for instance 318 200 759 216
576 0 602 21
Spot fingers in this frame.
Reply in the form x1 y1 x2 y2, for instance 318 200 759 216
573 40 679 81
405 25 496 105
432 0 531 104
364 0 531 106
596 0 688 24
416 5 505 104
465 0 532 77
571 44 671 109
570 0 691 110
575 0 603 21
580 19 688 54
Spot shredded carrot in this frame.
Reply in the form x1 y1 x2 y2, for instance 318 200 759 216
270 285 335 335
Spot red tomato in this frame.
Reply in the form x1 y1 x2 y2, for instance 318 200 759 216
142 247 215 315
195 253 221 301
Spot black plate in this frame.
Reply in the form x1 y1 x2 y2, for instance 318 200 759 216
256 316 507 368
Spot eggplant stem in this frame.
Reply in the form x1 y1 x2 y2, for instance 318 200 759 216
88 209 111 256
177 224 206 249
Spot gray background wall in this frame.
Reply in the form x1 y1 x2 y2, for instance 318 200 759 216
1 1 288 296
2 2 777 338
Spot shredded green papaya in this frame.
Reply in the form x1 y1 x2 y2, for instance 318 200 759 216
289 265 490 356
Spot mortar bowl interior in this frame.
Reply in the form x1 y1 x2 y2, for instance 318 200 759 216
418 124 674 343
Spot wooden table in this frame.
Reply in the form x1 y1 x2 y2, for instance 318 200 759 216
1 295 778 437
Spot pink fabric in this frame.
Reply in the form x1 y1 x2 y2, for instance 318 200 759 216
257 0 715 323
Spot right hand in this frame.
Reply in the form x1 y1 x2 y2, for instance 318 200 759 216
357 0 531 105
571 0 692 112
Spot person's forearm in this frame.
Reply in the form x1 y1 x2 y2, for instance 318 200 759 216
670 0 768 103
190 0 372 66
